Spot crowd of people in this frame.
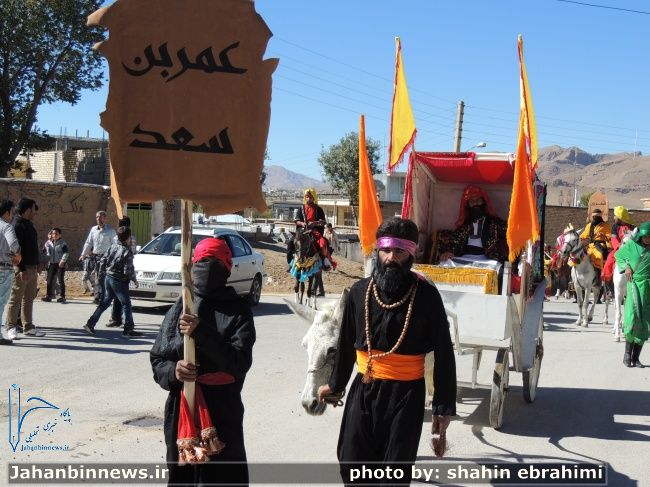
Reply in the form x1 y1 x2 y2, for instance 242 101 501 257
0 200 145 344
1 191 648 486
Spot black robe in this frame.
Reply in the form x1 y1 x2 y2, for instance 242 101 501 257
150 288 256 487
328 276 456 485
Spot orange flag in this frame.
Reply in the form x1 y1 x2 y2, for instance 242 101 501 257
358 115 383 256
518 34 538 172
507 36 540 261
388 37 416 172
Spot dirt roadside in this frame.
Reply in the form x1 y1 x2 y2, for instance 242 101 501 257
36 240 364 298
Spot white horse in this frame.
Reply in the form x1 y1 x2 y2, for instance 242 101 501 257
287 289 436 416
610 228 637 341
558 229 609 327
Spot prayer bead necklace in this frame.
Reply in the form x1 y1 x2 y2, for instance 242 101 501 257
362 278 417 383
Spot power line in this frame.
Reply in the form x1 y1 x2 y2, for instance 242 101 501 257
555 0 650 15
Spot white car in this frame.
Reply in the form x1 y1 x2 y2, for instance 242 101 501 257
129 226 264 305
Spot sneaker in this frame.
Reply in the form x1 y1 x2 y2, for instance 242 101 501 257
122 330 143 337
56 297 66 303
6 328 17 340
106 320 123 328
0 338 12 345
23 328 46 337
83 324 96 336
41 296 52 302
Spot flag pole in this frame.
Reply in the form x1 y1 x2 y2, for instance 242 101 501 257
180 199 196 416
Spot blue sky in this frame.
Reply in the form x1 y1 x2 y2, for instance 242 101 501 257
36 0 650 179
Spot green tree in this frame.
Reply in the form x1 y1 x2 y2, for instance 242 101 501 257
579 191 595 208
0 0 104 177
318 131 382 225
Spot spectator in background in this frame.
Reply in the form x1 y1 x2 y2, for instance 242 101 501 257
80 211 116 304
83 226 141 337
108 216 136 328
0 199 20 345
5 198 45 339
324 223 340 256
42 228 69 304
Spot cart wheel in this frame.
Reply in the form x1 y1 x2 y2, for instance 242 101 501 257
489 348 510 429
523 339 544 403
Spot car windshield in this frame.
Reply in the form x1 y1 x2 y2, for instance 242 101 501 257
138 233 211 255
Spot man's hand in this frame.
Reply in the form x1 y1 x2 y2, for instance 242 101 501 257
317 384 332 402
175 360 197 382
432 415 452 435
179 313 200 336
11 253 21 266
19 271 27 282
439 252 454 262
59 262 66 269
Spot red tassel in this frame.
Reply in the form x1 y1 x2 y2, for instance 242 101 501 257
201 426 226 455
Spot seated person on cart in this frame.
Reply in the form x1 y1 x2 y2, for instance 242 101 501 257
438 184 509 267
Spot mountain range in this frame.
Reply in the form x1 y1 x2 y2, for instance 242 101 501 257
536 146 650 208
264 147 649 209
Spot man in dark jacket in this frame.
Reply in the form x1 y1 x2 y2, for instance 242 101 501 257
83 226 141 337
6 198 44 338
150 237 255 486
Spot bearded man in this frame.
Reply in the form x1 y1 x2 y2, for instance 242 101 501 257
438 185 508 265
318 217 456 486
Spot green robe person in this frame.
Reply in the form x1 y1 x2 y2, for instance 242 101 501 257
615 221 650 368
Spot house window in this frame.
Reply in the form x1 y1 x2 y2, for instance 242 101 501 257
343 208 355 226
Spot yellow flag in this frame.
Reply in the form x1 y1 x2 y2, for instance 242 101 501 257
507 36 540 261
359 115 383 256
388 37 416 172
518 34 538 173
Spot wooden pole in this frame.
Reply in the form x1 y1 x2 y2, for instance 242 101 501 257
180 199 195 416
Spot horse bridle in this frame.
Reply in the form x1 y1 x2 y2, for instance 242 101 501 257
306 348 337 374
562 231 586 265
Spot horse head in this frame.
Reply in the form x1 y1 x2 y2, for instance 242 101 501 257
289 289 348 416
558 229 582 259
621 227 638 245
293 227 314 260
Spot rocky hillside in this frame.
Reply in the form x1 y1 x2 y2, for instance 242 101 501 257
536 146 649 208
263 164 330 192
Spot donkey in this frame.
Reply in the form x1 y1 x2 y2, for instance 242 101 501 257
287 289 436 416
558 228 609 327
287 227 322 309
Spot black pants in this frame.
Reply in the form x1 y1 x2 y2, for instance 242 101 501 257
46 264 65 298
338 374 424 486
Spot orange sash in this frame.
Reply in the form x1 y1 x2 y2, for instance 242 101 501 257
356 349 425 381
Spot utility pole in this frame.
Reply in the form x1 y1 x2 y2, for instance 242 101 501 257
453 100 465 152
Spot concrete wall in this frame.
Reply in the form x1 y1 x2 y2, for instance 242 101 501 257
0 179 118 269
29 149 110 186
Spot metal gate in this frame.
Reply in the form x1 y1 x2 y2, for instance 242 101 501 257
127 203 152 248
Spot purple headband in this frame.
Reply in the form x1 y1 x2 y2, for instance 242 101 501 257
376 237 417 257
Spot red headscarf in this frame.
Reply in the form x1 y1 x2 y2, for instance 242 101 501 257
454 184 498 229
192 237 233 272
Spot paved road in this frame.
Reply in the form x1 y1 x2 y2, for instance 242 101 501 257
0 295 648 486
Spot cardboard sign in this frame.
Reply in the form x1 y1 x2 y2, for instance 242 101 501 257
587 191 609 221
88 0 277 214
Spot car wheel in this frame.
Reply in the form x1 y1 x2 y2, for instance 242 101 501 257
248 274 262 306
